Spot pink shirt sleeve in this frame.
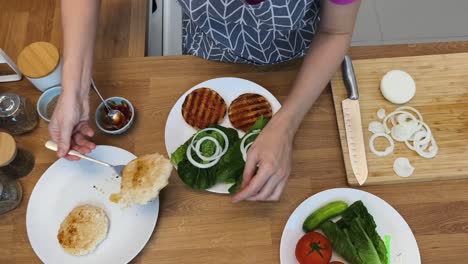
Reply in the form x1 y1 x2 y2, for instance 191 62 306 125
329 0 358 5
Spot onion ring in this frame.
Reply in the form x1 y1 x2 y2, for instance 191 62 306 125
187 128 230 168
383 110 421 134
240 130 261 162
395 106 423 123
241 142 254 162
186 146 221 169
369 133 395 157
413 131 438 159
193 137 222 161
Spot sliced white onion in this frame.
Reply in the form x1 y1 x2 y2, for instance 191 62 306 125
383 110 420 134
186 146 220 169
393 157 415 177
389 107 423 131
395 106 423 123
391 124 419 142
369 133 395 157
193 137 221 161
404 120 420 140
415 122 432 146
240 130 261 162
368 103 438 173
241 142 254 162
368 121 385 134
405 139 429 151
191 128 229 157
377 108 386 120
380 70 416 104
413 132 438 159
396 113 411 124
187 127 230 168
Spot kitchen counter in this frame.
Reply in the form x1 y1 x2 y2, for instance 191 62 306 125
2 42 468 263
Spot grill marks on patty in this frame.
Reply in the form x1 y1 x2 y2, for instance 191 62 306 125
181 89 272 131
181 88 227 129
229 93 272 132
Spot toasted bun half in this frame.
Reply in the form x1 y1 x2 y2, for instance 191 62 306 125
115 153 172 206
57 205 109 256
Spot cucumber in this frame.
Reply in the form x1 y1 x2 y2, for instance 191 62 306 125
302 201 348 232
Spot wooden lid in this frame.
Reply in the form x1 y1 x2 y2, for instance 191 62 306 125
17 42 60 78
0 132 17 167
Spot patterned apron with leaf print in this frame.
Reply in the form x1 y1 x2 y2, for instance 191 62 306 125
179 0 321 65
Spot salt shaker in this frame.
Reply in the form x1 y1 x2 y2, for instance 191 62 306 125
0 93 38 135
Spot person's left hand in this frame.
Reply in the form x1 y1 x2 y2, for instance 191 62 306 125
232 118 294 202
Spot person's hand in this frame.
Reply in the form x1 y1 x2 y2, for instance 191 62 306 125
48 91 95 160
232 118 294 202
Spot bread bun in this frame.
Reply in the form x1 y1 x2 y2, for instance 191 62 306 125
57 205 109 256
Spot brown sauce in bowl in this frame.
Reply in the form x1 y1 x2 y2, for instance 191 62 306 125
99 100 132 130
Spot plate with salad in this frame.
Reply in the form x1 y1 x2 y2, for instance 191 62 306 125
165 77 281 194
280 188 420 264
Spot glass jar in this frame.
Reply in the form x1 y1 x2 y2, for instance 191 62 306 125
0 93 38 135
0 148 35 179
0 132 27 215
0 174 22 215
0 132 35 179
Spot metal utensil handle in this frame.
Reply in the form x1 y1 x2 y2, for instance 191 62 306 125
45 140 112 167
91 79 111 111
342 55 359 100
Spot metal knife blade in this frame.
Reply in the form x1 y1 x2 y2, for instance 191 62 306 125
341 55 368 185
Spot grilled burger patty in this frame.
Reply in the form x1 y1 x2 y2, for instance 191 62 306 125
181 88 227 129
229 93 272 132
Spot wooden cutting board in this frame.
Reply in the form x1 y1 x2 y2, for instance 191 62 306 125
331 52 468 186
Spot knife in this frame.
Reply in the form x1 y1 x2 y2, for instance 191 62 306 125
341 55 368 185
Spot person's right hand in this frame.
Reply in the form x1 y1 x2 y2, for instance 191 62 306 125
48 91 96 160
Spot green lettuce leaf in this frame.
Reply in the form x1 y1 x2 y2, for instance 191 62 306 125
171 117 269 193
223 116 269 193
321 220 362 264
337 201 388 264
321 201 387 264
170 125 239 166
171 139 190 165
176 159 217 190
348 217 383 264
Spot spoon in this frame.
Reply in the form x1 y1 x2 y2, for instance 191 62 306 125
45 141 126 177
90 79 125 127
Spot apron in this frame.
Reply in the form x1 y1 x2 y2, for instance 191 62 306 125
179 0 321 65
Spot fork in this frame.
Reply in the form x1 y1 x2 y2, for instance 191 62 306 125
45 141 125 177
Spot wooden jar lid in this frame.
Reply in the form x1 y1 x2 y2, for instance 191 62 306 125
0 132 17 167
17 42 60 78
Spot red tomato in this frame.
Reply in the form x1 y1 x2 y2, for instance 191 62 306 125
295 232 332 264
329 262 344 264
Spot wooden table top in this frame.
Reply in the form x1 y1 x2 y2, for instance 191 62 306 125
2 42 468 263
0 0 147 60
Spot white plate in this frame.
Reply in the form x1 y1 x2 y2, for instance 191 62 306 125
280 188 420 264
165 77 281 194
27 146 159 264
